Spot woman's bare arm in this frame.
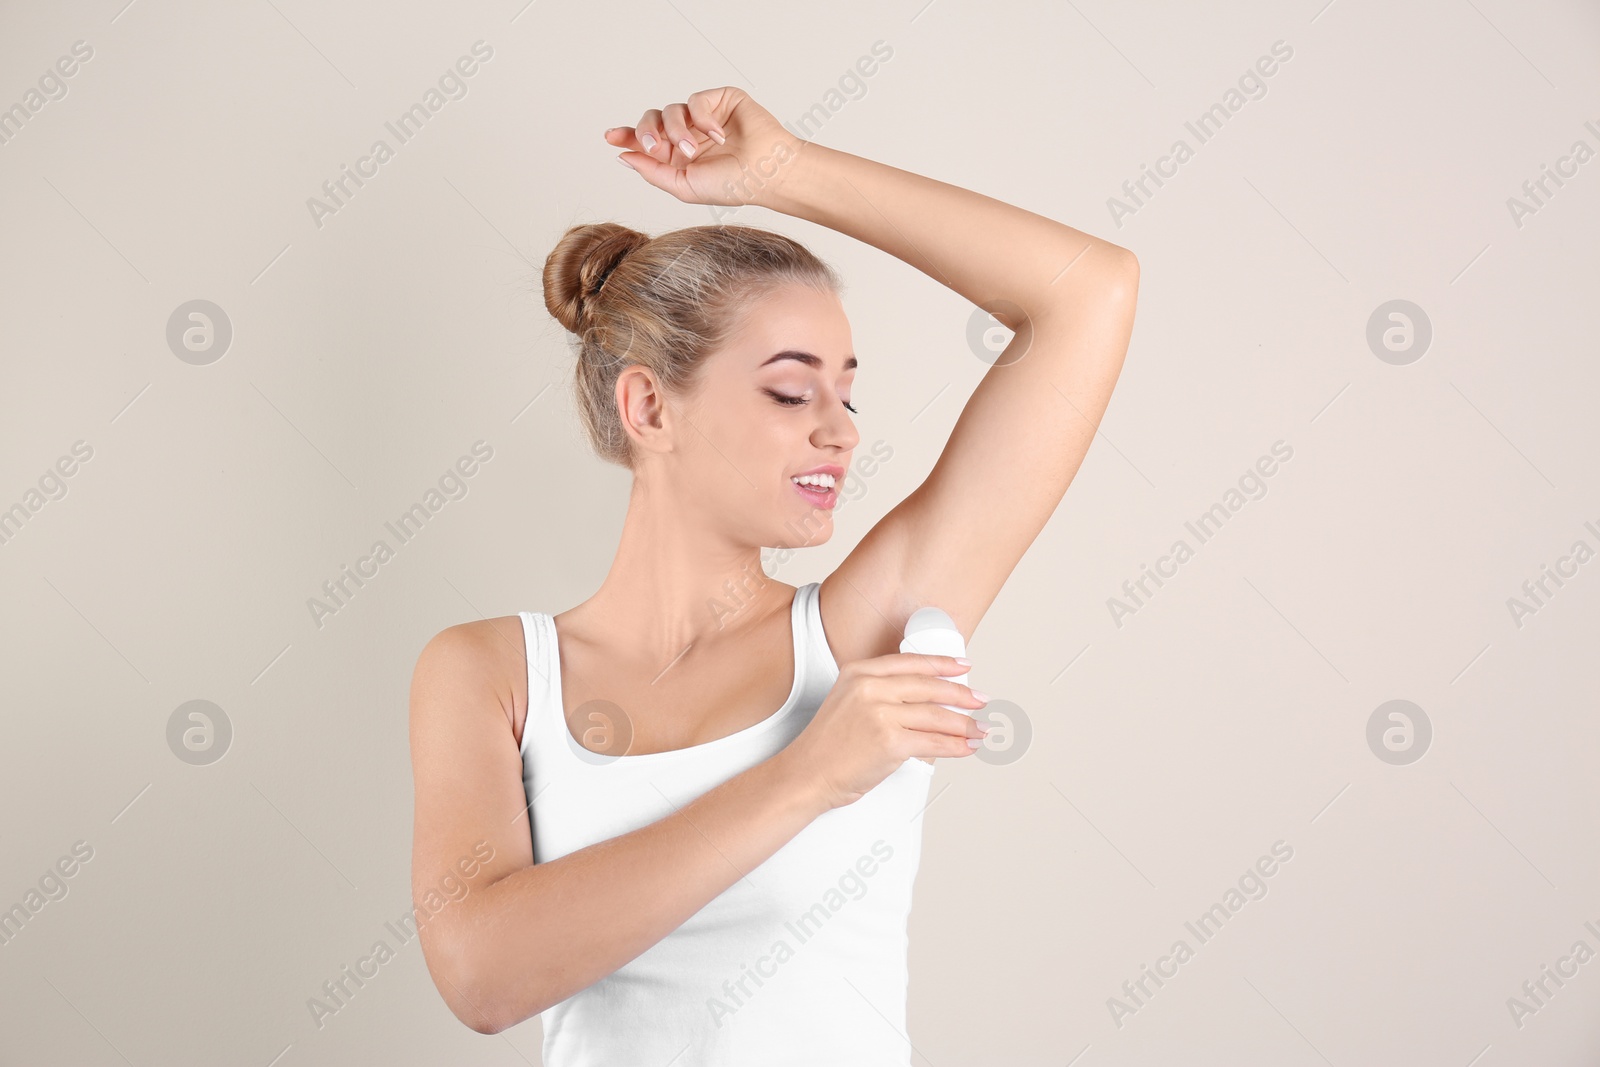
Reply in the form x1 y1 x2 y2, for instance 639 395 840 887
767 139 1134 339
408 622 830 1034
763 136 1140 648
610 87 1138 653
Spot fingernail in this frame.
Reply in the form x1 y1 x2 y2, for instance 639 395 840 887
678 137 696 157
971 689 991 704
617 155 634 170
641 133 657 152
953 657 972 668
708 128 726 145
967 737 985 749
977 720 995 733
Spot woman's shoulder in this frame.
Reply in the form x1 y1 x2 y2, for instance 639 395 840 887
411 615 532 736
417 614 529 665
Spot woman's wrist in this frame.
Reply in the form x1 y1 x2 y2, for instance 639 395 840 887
756 138 836 221
762 742 837 819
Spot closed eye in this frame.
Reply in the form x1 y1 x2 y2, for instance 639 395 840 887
766 389 859 414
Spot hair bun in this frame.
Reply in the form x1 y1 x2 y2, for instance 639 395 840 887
543 222 650 334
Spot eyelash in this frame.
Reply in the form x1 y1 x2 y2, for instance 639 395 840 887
768 391 858 414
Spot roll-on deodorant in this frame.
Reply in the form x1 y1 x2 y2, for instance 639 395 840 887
899 606 973 717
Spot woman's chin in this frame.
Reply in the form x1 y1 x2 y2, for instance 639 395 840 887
772 511 834 550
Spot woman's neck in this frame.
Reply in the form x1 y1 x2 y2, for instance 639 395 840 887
571 479 791 664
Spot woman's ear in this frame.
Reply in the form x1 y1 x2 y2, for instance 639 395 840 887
616 366 672 456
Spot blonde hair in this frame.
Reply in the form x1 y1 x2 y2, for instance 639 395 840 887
541 222 841 469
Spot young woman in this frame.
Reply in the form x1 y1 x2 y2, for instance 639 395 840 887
409 86 1139 1060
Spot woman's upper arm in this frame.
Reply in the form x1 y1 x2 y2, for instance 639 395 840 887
821 249 1140 655
408 619 536 1026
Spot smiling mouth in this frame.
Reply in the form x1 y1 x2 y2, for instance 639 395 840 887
790 473 838 508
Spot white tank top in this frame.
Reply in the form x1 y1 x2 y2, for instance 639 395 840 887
517 580 935 1066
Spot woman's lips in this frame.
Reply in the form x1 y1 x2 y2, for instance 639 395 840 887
790 480 838 509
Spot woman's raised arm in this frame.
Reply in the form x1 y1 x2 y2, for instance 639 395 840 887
608 86 1139 646
772 136 1139 646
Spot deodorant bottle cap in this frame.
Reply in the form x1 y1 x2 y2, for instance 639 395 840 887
899 606 972 716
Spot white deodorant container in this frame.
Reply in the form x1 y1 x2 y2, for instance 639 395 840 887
899 606 973 718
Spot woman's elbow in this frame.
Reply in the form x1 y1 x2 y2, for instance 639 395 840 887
1103 247 1140 311
422 928 512 1034
1109 246 1139 290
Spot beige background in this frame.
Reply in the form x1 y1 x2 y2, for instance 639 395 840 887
3 0 1599 1063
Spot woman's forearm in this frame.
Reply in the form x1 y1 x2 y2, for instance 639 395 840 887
764 141 1134 326
440 748 829 1034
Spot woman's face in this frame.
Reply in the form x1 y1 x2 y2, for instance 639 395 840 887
656 283 861 550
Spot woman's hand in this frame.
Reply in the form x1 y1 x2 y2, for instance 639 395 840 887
777 653 991 811
603 87 806 208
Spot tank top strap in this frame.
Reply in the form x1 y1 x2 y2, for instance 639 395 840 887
794 580 840 683
516 610 563 756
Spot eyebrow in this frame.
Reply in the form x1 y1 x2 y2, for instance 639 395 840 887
758 350 858 372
